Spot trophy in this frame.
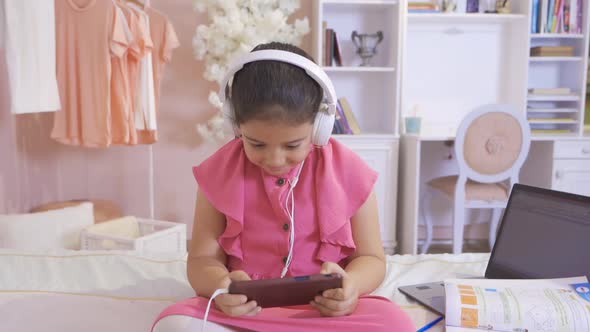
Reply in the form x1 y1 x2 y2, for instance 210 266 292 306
351 30 384 66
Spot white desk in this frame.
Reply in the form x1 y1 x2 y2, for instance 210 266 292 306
397 134 590 254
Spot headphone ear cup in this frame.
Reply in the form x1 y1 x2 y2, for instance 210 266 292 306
312 106 335 146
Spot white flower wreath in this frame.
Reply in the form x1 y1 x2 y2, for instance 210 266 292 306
193 0 310 141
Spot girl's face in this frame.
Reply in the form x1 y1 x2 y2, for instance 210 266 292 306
239 117 314 176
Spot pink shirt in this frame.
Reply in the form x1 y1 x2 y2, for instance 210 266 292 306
193 138 377 280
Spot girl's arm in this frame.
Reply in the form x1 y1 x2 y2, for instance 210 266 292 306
187 188 261 316
313 190 385 316
344 189 386 295
187 187 230 298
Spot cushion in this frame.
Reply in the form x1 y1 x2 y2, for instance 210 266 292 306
85 216 141 239
428 175 509 201
463 112 523 175
0 202 94 250
30 199 123 223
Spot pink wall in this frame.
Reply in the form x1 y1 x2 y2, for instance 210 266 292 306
0 1 312 236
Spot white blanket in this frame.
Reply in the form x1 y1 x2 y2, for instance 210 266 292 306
0 249 490 332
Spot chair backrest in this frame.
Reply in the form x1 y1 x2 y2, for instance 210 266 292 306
454 104 531 185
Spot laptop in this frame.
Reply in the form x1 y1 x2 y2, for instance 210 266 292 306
398 183 590 315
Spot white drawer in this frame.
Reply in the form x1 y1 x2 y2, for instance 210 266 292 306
553 140 590 159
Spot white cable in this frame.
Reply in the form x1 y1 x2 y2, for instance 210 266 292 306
201 288 229 332
280 160 305 278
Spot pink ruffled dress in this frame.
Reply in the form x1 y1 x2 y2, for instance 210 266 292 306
152 138 415 331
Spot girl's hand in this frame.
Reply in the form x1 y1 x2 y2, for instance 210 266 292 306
214 270 262 317
311 262 359 317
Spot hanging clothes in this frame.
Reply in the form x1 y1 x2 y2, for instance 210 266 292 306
51 0 128 147
115 0 153 146
127 2 157 141
138 6 180 144
1 0 61 114
122 1 179 144
137 5 180 144
109 5 134 144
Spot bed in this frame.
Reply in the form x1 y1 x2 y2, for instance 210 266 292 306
0 249 490 331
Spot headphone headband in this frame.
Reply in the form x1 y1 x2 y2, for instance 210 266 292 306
219 49 337 146
219 49 337 119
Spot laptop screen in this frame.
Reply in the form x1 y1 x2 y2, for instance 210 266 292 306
486 184 590 279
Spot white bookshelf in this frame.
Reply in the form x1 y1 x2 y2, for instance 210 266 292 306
312 0 403 253
397 0 590 254
311 0 590 254
312 0 402 135
527 0 590 137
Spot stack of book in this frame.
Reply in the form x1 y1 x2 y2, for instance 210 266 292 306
530 46 574 57
527 87 579 135
531 0 584 34
332 97 361 135
408 1 440 13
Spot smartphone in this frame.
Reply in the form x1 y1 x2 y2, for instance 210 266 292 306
228 273 343 308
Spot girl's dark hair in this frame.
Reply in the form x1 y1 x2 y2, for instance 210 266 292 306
229 42 323 125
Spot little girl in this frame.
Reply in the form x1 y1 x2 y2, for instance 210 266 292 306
152 42 415 332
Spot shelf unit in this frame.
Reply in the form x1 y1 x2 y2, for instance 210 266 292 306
312 0 402 136
526 0 590 137
397 1 590 255
312 0 403 253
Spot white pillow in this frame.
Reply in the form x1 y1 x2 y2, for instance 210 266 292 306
0 202 94 250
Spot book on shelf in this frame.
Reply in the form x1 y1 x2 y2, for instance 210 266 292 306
531 0 583 33
332 31 343 67
528 117 577 123
408 1 440 12
444 276 590 332
528 87 571 95
530 46 574 57
323 24 333 67
331 98 361 135
339 97 361 135
335 100 353 135
532 129 575 134
527 107 578 113
528 94 580 101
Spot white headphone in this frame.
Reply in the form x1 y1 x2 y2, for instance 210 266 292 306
219 49 337 146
